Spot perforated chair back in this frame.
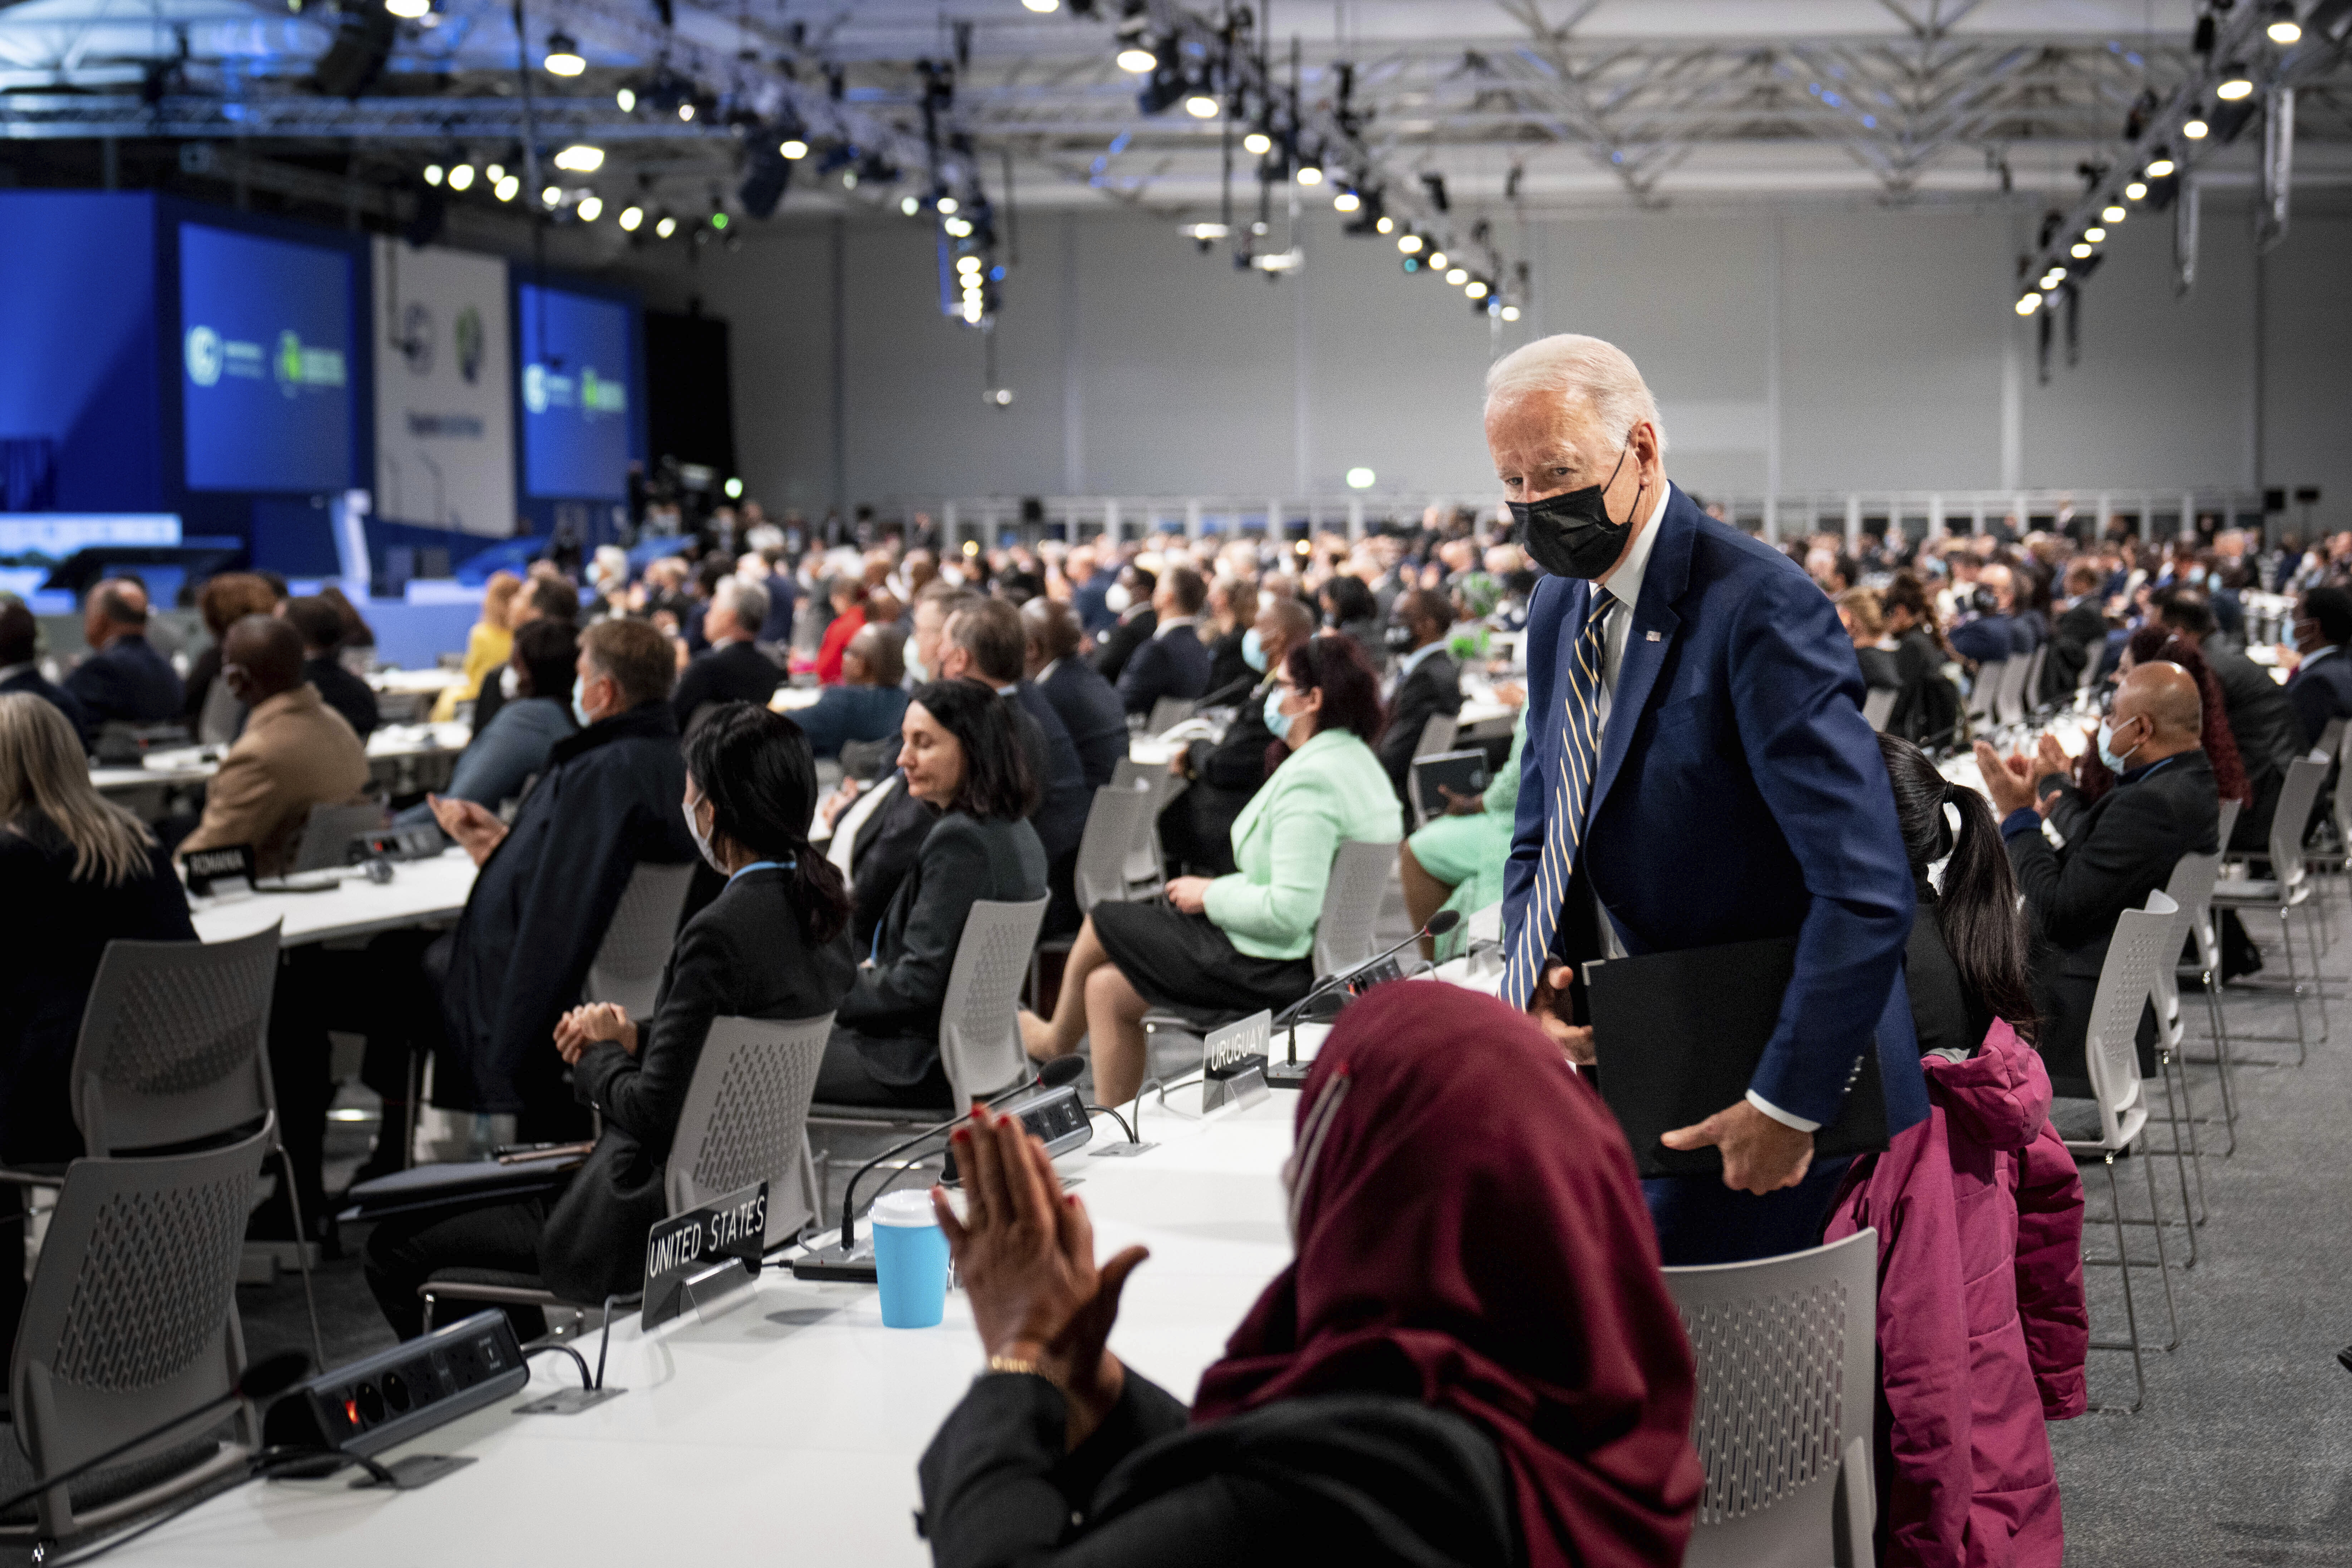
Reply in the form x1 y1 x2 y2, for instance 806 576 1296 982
1312 840 1400 980
1412 712 1459 760
1860 687 1896 732
937 897 1051 1104
1965 660 2005 726
1665 1228 1878 1568
2268 757 2329 883
2313 717 2346 765
584 861 697 1019
69 923 282 1157
665 1013 834 1246
8 1122 269 1540
1146 696 1197 735
289 798 387 873
2162 852 2224 995
2084 894 2176 1146
1073 787 1153 915
2023 645 2047 711
2216 796 2241 853
1108 759 1176 892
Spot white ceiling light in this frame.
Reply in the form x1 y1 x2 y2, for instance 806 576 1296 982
1184 93 1220 119
577 195 603 222
655 215 677 237
447 164 475 191
780 138 808 160
618 205 643 231
552 143 603 173
1345 467 1376 489
1241 130 1271 155
1116 46 1157 73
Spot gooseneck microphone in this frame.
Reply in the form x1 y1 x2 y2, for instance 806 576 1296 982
830 1055 1086 1255
1265 910 1462 1088
0 1350 312 1521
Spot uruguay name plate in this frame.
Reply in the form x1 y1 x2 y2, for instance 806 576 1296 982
1200 1010 1272 1114
641 1181 767 1330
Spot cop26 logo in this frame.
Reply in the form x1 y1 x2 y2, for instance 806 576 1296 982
185 325 224 387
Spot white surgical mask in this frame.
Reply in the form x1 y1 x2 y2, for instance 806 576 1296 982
571 675 594 728
682 797 722 872
499 666 519 699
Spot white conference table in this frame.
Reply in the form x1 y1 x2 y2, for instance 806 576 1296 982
92 723 475 797
104 1064 1318 1566
189 850 478 947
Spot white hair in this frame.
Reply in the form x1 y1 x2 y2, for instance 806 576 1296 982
713 574 768 631
1483 333 1668 454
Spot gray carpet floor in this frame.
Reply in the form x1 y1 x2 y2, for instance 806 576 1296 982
25 886 2352 1564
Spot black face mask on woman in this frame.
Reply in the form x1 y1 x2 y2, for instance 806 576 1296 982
1506 435 1645 580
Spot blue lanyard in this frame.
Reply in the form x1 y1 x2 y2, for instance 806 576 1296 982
727 858 794 885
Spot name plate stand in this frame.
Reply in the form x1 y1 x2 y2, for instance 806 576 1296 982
641 1181 768 1332
183 844 256 900
1198 1011 1272 1115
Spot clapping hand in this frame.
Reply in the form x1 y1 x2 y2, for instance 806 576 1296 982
1971 740 2039 818
554 1003 636 1065
934 1108 1148 1451
2034 730 2071 785
428 793 509 866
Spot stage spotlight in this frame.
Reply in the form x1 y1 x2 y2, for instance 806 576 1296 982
1465 279 1489 299
938 196 959 215
1117 45 1156 72
2071 241 2093 258
1295 163 1322 185
780 137 808 159
1021 0 1057 10
1396 233 1422 254
386 0 428 17
945 216 973 236
1500 305 1521 322
2124 180 2147 200
543 30 584 75
679 102 695 121
2267 4 2302 45
494 174 519 201
1345 467 1376 489
724 476 744 498
553 143 603 172
1427 250 1447 269
956 255 983 274
2183 115 2210 138
619 204 643 231
486 162 504 181
578 195 603 221
617 86 636 112
2101 204 2126 222
540 184 562 207
447 163 475 191
1333 190 1360 212
900 195 920 215
2146 151 2175 177
1184 93 1219 119
2015 292 2041 315
2216 64 2254 100
1242 128 1271 155
1445 267 1467 285
1375 215 1394 234
423 163 444 185
655 214 677 237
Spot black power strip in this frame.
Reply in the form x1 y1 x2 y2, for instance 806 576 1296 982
262 1309 529 1460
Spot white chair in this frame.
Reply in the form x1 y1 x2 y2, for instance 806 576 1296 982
1411 711 1459 762
2210 756 2332 1065
1110 756 1184 894
2144 870 2218 1257
1860 686 1897 732
1030 787 1158 999
2022 643 2048 715
2161 849 2238 1159
1145 696 1196 736
584 861 697 1020
1965 659 2006 735
1664 1229 1878 1568
1994 654 2031 729
2064 892 2182 1413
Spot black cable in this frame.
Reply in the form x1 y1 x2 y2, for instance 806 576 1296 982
522 1341 593 1390
1082 1103 1135 1143
595 1294 622 1391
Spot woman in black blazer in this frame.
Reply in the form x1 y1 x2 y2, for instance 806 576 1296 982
819 678 1047 1109
363 703 857 1337
0 694 196 1165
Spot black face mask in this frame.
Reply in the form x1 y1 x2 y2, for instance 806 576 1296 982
1506 438 1643 580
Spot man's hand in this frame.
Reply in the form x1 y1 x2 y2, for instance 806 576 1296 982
428 793 509 866
1661 1099 1815 1194
2034 731 2071 784
1971 741 2038 818
1527 964 1595 1065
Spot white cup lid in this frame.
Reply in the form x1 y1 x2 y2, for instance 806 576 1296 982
871 1190 940 1229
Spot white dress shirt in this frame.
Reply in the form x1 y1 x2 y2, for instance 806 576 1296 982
1584 485 1819 1134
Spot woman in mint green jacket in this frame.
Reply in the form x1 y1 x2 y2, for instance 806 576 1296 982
1020 634 1400 1105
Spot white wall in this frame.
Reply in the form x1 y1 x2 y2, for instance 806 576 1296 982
616 194 2352 535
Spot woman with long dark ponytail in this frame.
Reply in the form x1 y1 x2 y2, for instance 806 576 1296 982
363 702 858 1338
1877 732 2039 1052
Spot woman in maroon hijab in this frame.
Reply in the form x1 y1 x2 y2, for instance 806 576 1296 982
916 982 1702 1568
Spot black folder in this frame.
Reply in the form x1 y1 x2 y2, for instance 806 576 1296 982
1583 935 1888 1180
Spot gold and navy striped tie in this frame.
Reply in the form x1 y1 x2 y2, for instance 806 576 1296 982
1504 588 1613 1011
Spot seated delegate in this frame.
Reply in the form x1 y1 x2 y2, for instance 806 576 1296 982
174 614 372 877
920 982 1702 1568
0 694 196 1167
400 619 579 823
1399 702 1525 959
818 678 1047 1108
430 618 697 1137
285 594 381 741
0 598 92 750
1022 633 1398 1107
1976 659 2219 1102
1115 565 1211 718
1024 598 1125 790
180 572 276 739
670 576 781 732
65 578 183 728
1160 594 1315 876
795 624 910 760
1372 587 1464 803
364 704 856 1339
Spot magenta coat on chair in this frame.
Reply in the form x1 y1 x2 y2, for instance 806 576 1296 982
1826 1018 2089 1568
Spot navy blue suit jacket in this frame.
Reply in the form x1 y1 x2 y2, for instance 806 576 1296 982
64 635 183 727
1116 624 1212 717
2288 649 2352 751
0 667 93 749
1503 486 1926 1135
1039 656 1128 789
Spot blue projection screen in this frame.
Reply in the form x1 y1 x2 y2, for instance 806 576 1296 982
518 284 633 500
178 223 355 492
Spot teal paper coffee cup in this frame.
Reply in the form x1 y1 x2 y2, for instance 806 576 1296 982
871 1190 950 1328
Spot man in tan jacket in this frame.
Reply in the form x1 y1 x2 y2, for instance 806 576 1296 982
177 614 372 876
